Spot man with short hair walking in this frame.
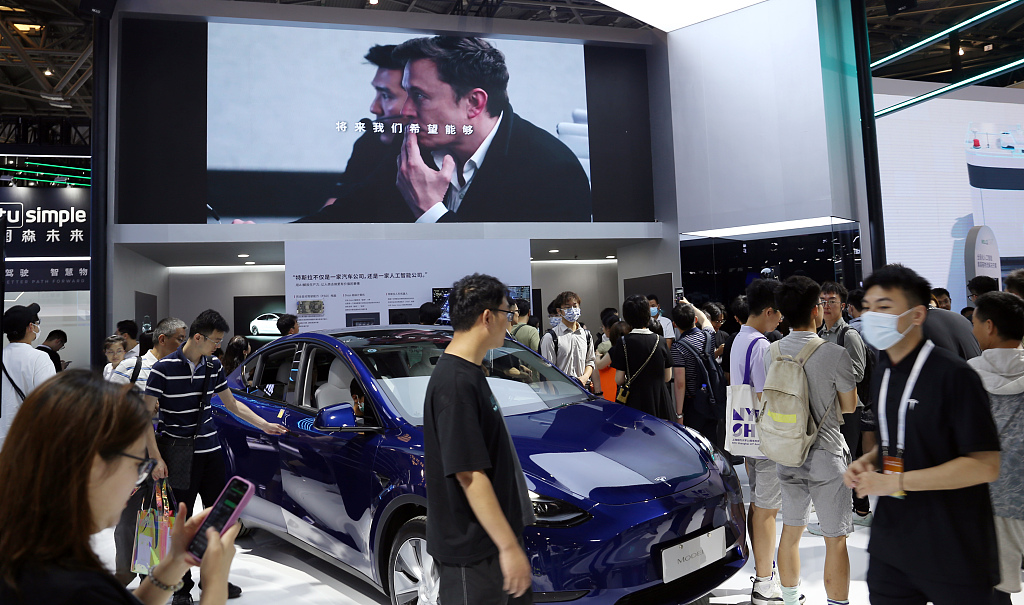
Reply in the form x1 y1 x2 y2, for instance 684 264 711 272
729 279 786 605
146 309 287 604
765 277 857 605
845 264 1001 605
424 274 534 604
967 291 1024 605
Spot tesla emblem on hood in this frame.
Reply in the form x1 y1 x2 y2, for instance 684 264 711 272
655 476 668 483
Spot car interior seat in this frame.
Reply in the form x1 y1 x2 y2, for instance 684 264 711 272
315 358 352 410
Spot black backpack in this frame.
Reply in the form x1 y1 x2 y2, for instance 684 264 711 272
836 325 876 408
676 331 728 418
545 328 592 360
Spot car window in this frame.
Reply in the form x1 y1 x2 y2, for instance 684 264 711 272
253 344 301 405
302 345 379 425
350 337 588 426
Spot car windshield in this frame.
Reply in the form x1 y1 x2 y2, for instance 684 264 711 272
340 331 589 427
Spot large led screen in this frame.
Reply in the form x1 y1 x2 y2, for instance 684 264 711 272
116 19 654 225
875 88 1024 308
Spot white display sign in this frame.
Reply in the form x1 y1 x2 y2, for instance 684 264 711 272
965 225 1002 287
285 239 531 332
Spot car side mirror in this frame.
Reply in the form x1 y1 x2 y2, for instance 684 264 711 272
313 403 358 431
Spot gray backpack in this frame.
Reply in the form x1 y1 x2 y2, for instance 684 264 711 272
756 337 832 467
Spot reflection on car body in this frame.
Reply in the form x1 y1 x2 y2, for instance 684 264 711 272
211 326 748 605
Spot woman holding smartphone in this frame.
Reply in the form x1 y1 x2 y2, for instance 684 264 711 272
0 370 240 605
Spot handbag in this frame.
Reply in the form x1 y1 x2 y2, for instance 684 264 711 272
130 479 177 575
156 360 212 491
615 334 661 405
725 337 768 458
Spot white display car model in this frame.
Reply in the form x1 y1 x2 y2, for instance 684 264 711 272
250 313 281 336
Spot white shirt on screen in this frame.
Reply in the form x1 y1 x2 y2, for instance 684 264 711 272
417 112 505 224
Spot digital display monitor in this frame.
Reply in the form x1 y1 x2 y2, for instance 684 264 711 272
117 18 655 225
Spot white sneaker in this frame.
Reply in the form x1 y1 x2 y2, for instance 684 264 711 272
854 512 873 527
806 523 825 536
750 575 784 605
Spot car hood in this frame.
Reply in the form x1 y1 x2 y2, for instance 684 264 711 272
506 401 709 505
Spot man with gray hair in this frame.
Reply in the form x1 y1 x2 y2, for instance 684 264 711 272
109 316 188 586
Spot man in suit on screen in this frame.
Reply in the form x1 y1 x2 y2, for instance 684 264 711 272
393 36 591 223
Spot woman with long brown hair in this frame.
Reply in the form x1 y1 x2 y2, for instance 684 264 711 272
0 370 239 605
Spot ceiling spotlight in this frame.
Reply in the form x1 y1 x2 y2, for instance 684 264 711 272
368 0 378 4
44 69 52 76
548 249 559 253
237 254 250 258
244 261 256 265
959 47 965 56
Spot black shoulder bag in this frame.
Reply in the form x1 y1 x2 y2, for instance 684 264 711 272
615 334 660 405
156 359 212 491
1 360 27 418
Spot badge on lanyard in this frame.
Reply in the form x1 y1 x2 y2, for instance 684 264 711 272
877 341 934 499
881 455 906 498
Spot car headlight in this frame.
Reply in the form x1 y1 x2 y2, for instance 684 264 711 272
528 491 592 527
679 426 734 476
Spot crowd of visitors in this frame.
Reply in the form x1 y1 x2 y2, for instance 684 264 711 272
1 263 1022 605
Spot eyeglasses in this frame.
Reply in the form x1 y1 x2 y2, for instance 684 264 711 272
119 452 157 486
968 293 979 301
200 333 224 347
487 308 515 323
821 300 843 307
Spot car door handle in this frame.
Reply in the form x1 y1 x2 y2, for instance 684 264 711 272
245 435 276 451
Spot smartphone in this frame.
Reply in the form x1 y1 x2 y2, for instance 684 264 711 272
186 476 255 561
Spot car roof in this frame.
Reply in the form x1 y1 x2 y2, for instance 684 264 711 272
308 324 451 336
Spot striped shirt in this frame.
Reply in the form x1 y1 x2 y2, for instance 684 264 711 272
146 348 227 454
670 327 715 398
111 350 159 391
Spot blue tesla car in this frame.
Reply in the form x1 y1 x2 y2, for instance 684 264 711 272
211 327 747 605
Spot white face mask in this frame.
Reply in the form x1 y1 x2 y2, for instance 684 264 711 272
860 309 915 350
562 306 581 323
549 316 561 328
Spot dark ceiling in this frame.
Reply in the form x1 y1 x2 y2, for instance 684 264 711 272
0 0 1021 125
867 0 1024 86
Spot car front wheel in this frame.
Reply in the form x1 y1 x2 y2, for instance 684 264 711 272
251 326 259 335
388 516 439 605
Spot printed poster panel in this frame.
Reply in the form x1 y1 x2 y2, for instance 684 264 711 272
285 239 531 332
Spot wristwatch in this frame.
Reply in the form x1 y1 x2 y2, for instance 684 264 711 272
676 413 684 419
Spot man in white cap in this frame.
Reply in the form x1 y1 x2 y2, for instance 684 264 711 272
1 303 56 448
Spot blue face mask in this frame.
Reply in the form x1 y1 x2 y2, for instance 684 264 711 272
563 306 582 323
860 309 914 350
650 307 659 318
549 316 561 328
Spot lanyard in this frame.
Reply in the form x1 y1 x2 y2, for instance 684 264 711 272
878 340 934 456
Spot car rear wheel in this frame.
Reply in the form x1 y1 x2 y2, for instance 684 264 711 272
388 516 439 605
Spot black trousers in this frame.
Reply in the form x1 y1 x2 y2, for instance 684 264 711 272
868 557 996 605
113 476 154 581
438 554 534 605
840 409 870 514
171 450 227 590
684 412 723 449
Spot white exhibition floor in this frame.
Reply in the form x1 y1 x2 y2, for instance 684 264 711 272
93 466 1024 605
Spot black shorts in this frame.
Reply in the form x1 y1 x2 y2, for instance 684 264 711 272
438 553 534 605
868 556 996 605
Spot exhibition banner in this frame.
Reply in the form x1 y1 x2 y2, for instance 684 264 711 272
0 187 90 292
284 239 531 332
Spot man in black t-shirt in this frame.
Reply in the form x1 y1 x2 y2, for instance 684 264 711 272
424 274 535 604
844 264 1001 605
